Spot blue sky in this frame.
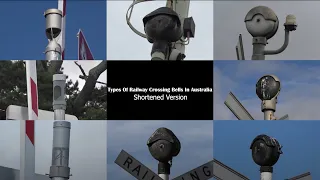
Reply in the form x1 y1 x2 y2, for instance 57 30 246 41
107 120 213 180
214 60 320 120
213 120 320 179
0 1 105 60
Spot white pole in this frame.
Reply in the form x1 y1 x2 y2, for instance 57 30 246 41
260 166 273 180
159 174 169 180
261 172 272 180
166 0 190 55
21 60 38 180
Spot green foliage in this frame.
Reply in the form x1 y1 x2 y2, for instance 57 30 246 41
0 60 106 120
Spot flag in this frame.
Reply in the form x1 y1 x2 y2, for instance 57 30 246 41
77 29 94 60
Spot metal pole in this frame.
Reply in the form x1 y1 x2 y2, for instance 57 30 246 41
44 8 63 60
53 74 67 120
263 110 275 120
50 75 71 180
260 166 272 180
46 40 62 60
261 99 277 120
49 121 71 180
251 37 267 60
158 162 170 180
166 0 190 55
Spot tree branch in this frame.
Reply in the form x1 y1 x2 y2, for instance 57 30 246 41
48 60 63 73
72 61 107 116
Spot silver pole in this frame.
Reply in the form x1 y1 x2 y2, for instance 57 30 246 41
263 110 275 120
53 74 67 120
261 99 277 120
44 8 63 60
45 8 71 180
50 74 71 180
49 121 71 180
46 40 62 60
251 37 266 60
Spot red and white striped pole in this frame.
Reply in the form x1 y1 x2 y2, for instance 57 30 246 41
58 0 66 60
20 60 38 180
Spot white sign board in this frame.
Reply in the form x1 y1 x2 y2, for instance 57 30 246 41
224 92 254 120
212 159 249 180
115 150 162 180
172 160 213 180
6 105 78 120
236 34 245 60
0 166 49 180
287 172 311 180
278 114 289 120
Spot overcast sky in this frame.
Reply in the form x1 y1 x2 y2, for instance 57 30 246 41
214 60 320 120
0 120 106 180
107 1 213 60
214 1 320 60
60 61 106 89
107 120 213 180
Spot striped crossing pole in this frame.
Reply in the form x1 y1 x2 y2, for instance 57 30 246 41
58 0 66 60
20 60 38 180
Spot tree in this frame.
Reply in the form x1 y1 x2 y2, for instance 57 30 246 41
0 60 107 120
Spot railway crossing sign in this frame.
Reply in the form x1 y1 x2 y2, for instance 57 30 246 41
236 34 245 60
115 150 162 180
171 160 213 180
286 172 311 180
224 92 254 120
115 150 251 180
212 159 249 180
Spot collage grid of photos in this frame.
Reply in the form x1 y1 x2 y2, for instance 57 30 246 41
0 1 319 180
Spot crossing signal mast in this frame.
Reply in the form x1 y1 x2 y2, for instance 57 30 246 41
236 6 297 60
126 0 195 60
115 128 311 180
44 1 72 179
224 74 289 120
45 9 63 60
250 134 283 180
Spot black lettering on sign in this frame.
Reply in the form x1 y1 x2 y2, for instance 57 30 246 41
173 162 214 180
190 171 200 180
203 166 211 176
132 165 141 176
123 157 133 168
115 150 162 180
